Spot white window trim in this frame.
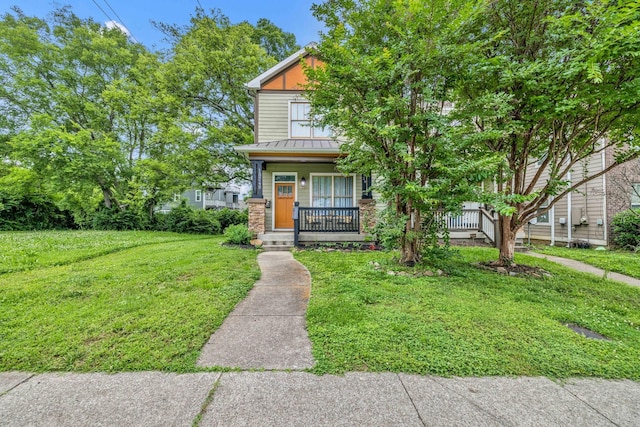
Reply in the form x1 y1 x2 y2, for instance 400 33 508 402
309 173 357 207
195 190 202 202
632 183 640 209
535 198 551 226
271 172 298 231
288 100 331 139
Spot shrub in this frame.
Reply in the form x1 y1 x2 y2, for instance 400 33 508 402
223 224 252 245
212 208 248 231
0 192 76 230
612 209 640 250
159 201 221 234
92 207 146 231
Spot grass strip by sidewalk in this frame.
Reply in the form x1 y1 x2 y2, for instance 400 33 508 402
0 235 260 372
532 245 640 279
296 247 640 379
0 230 205 274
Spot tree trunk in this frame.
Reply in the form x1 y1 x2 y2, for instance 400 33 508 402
497 214 516 266
400 235 420 266
399 208 421 266
102 188 113 209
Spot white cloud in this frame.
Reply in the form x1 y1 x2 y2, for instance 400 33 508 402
105 20 131 37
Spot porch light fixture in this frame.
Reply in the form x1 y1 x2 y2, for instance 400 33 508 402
300 177 307 187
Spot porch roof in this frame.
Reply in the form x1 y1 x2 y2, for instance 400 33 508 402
235 139 342 161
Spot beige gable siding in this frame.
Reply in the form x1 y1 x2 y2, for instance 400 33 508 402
263 163 363 232
570 153 607 244
523 151 607 245
257 92 307 143
524 157 553 242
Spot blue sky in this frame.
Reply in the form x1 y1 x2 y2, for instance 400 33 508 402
4 0 324 50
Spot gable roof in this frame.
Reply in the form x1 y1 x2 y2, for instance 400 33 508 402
246 42 317 90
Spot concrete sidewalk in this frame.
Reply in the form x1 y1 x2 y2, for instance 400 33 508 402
526 252 640 288
197 252 314 369
1 371 639 426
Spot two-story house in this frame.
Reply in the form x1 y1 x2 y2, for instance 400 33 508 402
239 44 640 250
237 44 376 249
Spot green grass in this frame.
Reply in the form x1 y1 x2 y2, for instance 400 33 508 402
532 245 640 279
0 230 206 274
295 247 640 379
0 232 260 372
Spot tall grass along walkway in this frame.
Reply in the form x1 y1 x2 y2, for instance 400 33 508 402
528 252 640 288
197 252 315 369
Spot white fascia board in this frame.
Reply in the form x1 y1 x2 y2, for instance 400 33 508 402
245 42 317 90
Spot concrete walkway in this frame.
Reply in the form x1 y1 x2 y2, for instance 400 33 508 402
527 252 640 288
197 251 314 369
2 371 639 426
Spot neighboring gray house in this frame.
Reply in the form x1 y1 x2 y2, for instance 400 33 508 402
158 185 242 213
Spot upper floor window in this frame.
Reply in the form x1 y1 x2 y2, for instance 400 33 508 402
632 183 640 209
290 102 331 138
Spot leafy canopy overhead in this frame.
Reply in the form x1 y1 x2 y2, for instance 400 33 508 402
449 0 640 263
306 0 492 264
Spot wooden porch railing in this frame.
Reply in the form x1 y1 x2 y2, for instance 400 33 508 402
478 208 498 246
434 209 480 230
435 208 499 247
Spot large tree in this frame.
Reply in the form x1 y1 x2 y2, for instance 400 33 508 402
158 9 299 187
0 7 174 213
451 0 640 265
306 0 492 264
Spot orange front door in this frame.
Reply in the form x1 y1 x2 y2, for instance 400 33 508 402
275 183 295 229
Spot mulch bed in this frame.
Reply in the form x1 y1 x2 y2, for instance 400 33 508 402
476 261 551 278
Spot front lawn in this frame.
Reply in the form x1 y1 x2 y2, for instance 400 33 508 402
0 232 260 372
533 245 640 279
295 247 640 379
0 230 204 274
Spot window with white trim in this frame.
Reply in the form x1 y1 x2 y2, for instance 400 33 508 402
290 102 331 138
311 175 354 207
195 190 202 202
536 199 550 223
173 193 180 202
632 183 640 209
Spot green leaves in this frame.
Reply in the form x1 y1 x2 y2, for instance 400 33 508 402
1 6 296 221
307 0 475 263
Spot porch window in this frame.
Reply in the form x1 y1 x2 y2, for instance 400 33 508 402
290 102 331 138
632 183 640 208
311 175 354 207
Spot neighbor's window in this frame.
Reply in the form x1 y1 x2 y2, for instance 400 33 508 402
632 183 640 208
290 102 331 138
195 190 202 202
311 175 354 207
536 199 550 224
